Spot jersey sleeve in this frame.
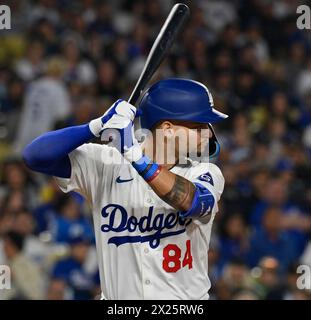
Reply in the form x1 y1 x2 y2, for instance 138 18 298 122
55 143 114 203
188 162 225 224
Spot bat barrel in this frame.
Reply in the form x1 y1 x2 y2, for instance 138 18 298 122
128 3 190 106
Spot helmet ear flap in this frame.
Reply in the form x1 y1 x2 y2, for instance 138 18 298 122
209 140 220 158
208 123 220 158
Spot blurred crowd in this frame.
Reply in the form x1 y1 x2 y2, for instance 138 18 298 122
1 0 311 300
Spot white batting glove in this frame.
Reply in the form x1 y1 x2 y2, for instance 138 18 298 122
89 99 137 137
100 114 143 161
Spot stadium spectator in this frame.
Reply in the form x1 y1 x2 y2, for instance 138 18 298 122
13 57 71 154
247 206 297 272
51 234 99 300
46 278 69 300
218 213 249 271
0 231 45 300
51 194 94 244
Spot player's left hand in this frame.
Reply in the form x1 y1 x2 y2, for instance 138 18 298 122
89 99 140 138
101 99 138 124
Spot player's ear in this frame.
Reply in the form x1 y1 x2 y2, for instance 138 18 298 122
160 121 174 138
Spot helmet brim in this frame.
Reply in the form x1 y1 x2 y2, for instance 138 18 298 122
206 108 228 123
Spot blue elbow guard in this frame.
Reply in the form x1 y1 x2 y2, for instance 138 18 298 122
179 183 215 219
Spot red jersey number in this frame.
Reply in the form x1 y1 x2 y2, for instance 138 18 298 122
162 240 193 273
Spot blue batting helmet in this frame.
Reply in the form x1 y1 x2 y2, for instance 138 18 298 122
138 78 228 158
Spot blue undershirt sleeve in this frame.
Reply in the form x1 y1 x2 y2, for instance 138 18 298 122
23 124 94 178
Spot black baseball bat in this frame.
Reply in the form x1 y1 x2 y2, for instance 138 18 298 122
128 3 190 105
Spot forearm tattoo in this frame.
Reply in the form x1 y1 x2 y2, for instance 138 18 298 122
162 174 196 211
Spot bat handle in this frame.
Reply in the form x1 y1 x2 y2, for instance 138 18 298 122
128 85 141 105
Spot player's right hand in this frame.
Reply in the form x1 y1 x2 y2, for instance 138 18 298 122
89 99 138 137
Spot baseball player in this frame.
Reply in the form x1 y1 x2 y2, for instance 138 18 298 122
23 78 228 300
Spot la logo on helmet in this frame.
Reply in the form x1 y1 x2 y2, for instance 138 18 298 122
0 5 11 30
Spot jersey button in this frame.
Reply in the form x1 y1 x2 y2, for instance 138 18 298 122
145 280 151 285
144 248 149 254
146 198 153 204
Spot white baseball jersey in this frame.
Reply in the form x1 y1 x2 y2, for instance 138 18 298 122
55 143 225 300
